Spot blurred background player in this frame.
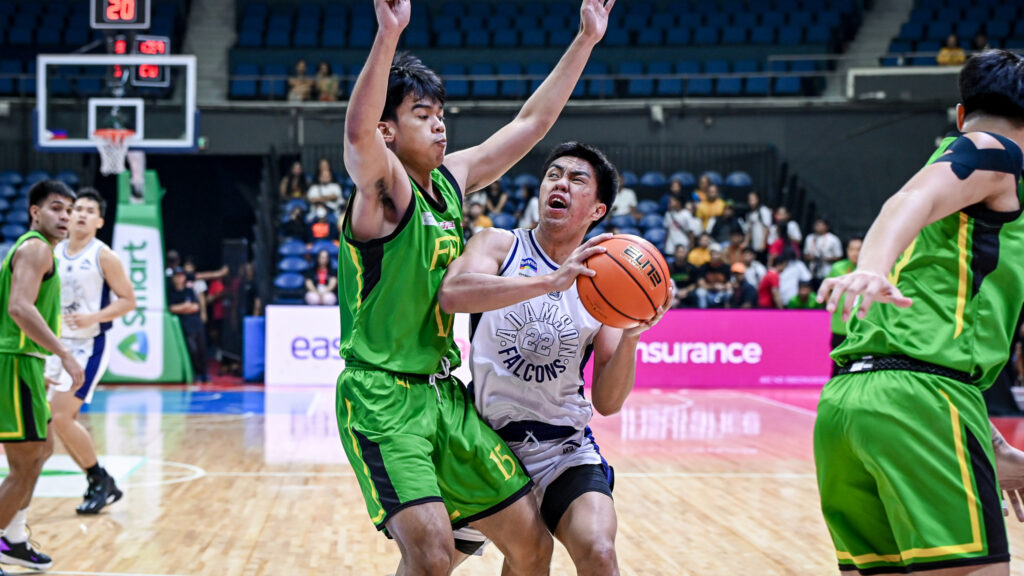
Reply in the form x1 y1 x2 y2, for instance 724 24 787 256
0 181 84 571
45 188 136 515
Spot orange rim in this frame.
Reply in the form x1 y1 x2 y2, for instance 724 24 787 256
93 128 135 142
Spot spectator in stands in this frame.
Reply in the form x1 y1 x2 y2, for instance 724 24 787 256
279 161 310 200
766 207 802 265
304 249 337 306
778 247 812 304
668 178 686 204
696 185 726 230
517 186 539 229
743 191 773 260
308 167 342 214
972 33 991 53
768 221 801 266
307 206 336 242
670 245 699 308
287 59 314 102
466 202 493 237
826 234 862 356
758 254 787 309
282 206 308 241
803 217 843 283
610 174 638 219
728 263 758 309
742 247 767 290
183 257 208 330
937 34 966 67
724 230 745 265
696 245 731 308
786 280 823 310
165 249 181 279
244 261 262 317
314 62 340 102
168 267 209 383
694 174 712 203
663 195 699 254
708 204 741 245
688 233 713 267
483 181 508 216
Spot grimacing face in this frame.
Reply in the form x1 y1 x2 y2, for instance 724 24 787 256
538 155 606 233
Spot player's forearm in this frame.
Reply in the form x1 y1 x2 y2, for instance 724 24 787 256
344 33 400 146
93 297 137 324
513 35 598 136
592 334 640 415
438 273 558 314
992 420 1012 454
856 192 932 277
8 304 68 358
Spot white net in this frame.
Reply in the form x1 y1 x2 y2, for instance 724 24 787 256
94 130 133 176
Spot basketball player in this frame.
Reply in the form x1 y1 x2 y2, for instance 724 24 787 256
44 188 136 515
0 181 84 571
339 0 614 573
438 142 669 574
816 50 1024 575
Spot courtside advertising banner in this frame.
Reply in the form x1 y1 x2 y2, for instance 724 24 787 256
265 305 472 386
266 307 831 387
106 223 165 380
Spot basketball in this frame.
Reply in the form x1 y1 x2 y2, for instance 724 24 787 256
577 235 672 329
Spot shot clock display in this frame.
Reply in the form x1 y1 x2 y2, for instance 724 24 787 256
91 0 150 29
131 35 171 88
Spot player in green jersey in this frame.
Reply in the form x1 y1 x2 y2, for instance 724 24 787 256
0 181 84 572
826 235 861 376
339 1 614 574
816 50 1024 575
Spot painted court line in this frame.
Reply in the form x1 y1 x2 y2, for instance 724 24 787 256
740 392 818 417
200 470 813 479
39 571 191 576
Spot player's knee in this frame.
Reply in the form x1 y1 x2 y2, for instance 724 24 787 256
578 540 618 575
403 546 454 576
505 528 552 571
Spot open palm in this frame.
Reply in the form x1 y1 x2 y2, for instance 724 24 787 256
579 0 615 40
374 0 410 35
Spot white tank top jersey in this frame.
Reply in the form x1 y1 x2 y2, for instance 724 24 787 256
470 228 604 432
56 239 112 339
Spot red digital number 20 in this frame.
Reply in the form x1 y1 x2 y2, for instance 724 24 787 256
106 0 136 22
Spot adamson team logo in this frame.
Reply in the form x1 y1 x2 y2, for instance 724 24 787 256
495 301 580 383
118 331 149 363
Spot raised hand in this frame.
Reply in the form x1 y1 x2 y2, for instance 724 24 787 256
579 0 616 42
374 0 410 37
817 270 912 322
550 233 612 293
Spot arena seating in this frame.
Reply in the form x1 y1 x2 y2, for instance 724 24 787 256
884 0 1024 66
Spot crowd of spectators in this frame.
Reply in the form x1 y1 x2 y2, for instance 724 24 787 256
286 59 342 102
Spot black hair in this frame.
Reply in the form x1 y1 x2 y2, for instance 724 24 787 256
848 234 865 243
318 61 332 75
959 50 1024 123
382 53 446 122
28 180 75 209
542 141 619 230
75 187 106 218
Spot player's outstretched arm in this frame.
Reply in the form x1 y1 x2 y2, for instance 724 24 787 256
590 292 671 415
8 240 84 388
818 132 1019 321
64 246 137 331
439 231 610 314
343 0 412 241
443 0 615 194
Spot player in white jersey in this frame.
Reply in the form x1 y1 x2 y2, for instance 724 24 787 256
438 143 670 574
43 188 136 515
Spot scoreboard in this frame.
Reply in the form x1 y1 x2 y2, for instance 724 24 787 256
132 35 171 87
91 0 151 30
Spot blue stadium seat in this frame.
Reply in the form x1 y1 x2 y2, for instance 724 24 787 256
278 256 310 273
774 76 801 95
273 272 305 302
0 171 20 187
925 22 954 41
238 28 263 47
436 30 464 48
11 198 28 212
465 29 489 48
586 62 614 98
721 26 747 44
230 64 259 99
651 62 680 96
777 25 803 45
461 15 485 32
805 26 832 45
908 7 933 22
492 213 516 230
349 24 374 48
637 28 664 46
466 3 491 19
637 200 660 216
55 171 79 187
724 171 753 195
639 214 663 230
745 76 770 95
1 224 26 241
643 227 667 249
493 29 519 48
265 29 290 48
0 198 9 212
514 173 539 189
955 21 980 40
8 28 32 46
37 27 61 46
25 171 49 185
701 171 723 187
619 226 642 237
0 60 19 95
620 171 638 188
761 12 785 28
622 62 651 97
935 8 962 22
788 13 814 27
610 214 637 230
5 211 27 225
520 29 547 47
441 64 468 98
750 26 775 44
498 62 525 98
0 185 15 200
310 239 339 257
278 240 307 258
639 171 667 191
665 27 692 45
260 65 287 99
992 6 1018 22
586 224 607 240
669 171 695 191
470 63 497 98
603 28 630 46
987 21 1011 40
733 13 758 28
693 27 719 45
525 62 551 94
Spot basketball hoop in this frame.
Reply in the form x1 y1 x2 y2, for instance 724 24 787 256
93 128 135 175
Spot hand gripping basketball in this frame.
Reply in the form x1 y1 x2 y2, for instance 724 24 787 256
577 234 672 329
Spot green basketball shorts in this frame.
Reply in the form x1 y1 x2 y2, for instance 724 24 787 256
815 370 1008 574
336 366 532 532
0 354 49 443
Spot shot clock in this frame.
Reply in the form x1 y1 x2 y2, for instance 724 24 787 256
91 0 151 29
131 35 171 87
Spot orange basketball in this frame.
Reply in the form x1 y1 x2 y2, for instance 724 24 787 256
577 234 672 329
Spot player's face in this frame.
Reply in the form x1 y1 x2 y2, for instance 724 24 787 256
847 239 862 264
71 198 104 236
538 156 606 233
30 194 73 243
383 95 446 170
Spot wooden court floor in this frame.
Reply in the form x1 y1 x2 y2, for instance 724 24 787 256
4 385 1024 576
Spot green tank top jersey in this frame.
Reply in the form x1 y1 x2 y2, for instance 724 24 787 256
338 166 464 375
834 132 1024 389
827 259 855 335
0 231 61 356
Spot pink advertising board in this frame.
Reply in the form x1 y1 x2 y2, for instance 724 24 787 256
584 309 833 388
